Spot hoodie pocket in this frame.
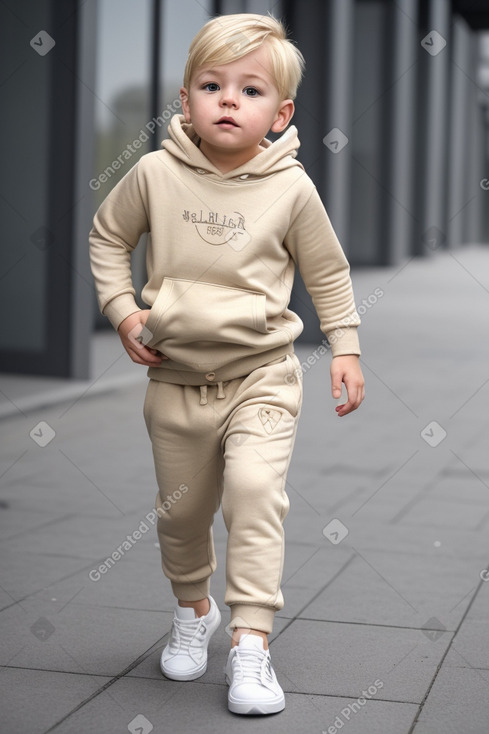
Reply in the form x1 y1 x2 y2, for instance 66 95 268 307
144 277 268 369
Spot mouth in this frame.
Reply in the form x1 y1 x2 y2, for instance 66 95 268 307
216 117 239 127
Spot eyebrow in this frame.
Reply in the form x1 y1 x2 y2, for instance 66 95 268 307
194 69 270 85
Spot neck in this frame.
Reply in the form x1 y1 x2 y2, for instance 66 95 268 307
198 141 263 174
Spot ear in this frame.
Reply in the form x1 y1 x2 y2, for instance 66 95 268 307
180 87 191 122
271 99 295 133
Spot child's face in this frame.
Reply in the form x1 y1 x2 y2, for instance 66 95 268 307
180 45 294 169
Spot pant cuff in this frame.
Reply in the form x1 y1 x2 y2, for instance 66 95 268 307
229 604 276 635
171 578 211 601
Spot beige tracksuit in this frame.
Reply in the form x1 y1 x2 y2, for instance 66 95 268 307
89 114 361 633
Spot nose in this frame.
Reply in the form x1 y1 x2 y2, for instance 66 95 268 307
219 86 239 109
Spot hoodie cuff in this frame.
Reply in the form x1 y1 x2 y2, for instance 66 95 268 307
326 326 361 357
103 294 142 331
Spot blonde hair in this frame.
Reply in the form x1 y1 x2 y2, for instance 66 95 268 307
183 13 305 101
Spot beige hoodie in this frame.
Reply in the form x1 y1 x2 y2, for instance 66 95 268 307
89 114 361 385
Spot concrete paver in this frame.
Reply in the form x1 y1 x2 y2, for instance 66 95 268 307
412 666 489 734
0 669 112 734
1 245 489 732
49 676 419 734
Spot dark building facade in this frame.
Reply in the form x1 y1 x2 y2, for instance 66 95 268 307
1 0 488 377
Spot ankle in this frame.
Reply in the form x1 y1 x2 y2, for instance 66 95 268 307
178 597 210 617
231 627 269 650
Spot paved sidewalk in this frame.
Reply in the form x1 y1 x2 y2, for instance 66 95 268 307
1 245 489 733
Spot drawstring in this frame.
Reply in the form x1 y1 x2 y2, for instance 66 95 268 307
199 381 226 405
216 381 225 399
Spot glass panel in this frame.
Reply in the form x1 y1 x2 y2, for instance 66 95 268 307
159 0 212 137
91 0 152 206
90 0 153 324
0 1 51 351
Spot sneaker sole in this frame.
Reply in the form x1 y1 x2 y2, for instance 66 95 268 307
161 660 207 681
227 695 285 715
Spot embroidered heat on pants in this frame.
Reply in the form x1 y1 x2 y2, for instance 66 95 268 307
143 352 303 635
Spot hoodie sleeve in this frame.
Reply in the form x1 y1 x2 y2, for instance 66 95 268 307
284 186 361 357
89 162 150 330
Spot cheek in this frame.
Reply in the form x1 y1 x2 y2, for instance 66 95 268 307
247 109 272 132
190 97 212 120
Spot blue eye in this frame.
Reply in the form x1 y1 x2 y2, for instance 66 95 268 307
203 83 220 92
244 87 259 96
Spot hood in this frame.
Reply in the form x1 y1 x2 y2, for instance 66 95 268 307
161 114 303 180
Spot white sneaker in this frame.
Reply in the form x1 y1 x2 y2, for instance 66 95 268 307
160 595 221 681
224 634 285 715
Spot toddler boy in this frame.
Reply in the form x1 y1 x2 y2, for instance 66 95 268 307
89 12 364 716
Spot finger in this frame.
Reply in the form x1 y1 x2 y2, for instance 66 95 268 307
128 346 163 366
336 402 354 417
128 353 150 366
335 385 354 414
149 348 169 359
128 352 153 366
141 349 164 365
331 372 344 399
336 385 363 416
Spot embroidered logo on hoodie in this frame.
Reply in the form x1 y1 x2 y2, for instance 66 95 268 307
182 209 251 249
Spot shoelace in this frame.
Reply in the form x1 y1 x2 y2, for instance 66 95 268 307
169 617 206 652
233 647 272 683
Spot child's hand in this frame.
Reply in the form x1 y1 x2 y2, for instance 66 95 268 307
118 311 168 366
331 355 365 417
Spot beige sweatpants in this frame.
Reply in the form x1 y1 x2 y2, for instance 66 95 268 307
143 352 303 635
